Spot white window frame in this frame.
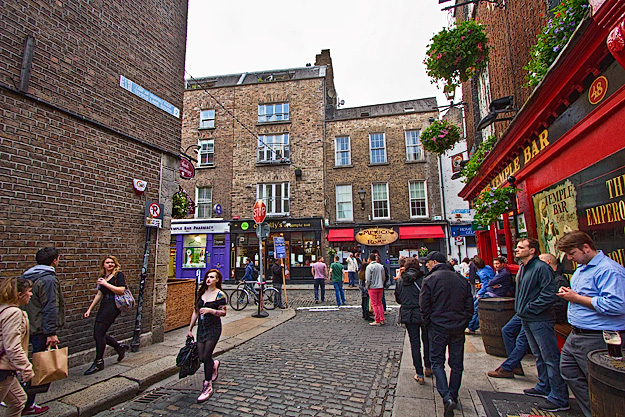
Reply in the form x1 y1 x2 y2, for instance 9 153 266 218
258 103 290 123
335 184 353 221
334 136 351 166
257 134 290 163
371 183 390 220
257 182 290 216
197 139 214 167
405 130 424 161
409 180 428 218
369 133 387 164
199 109 215 129
195 186 213 219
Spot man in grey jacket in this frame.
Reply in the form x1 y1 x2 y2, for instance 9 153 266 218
365 253 385 325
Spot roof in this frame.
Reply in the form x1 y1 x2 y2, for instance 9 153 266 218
185 66 327 90
327 98 438 121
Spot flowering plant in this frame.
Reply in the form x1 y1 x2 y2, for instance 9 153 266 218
421 120 462 154
472 186 519 227
524 0 589 88
461 135 497 183
424 20 490 89
418 247 429 257
172 189 194 219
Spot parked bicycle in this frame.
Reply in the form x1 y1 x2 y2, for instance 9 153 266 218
229 280 280 311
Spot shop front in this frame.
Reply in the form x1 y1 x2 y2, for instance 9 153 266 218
230 217 323 282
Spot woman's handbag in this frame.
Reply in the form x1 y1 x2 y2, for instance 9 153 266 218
176 336 200 379
31 347 68 386
114 288 136 311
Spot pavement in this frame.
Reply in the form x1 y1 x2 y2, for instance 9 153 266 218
20 285 556 417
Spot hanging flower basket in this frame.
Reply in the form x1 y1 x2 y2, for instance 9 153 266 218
418 247 429 257
460 135 498 183
172 190 193 219
424 20 490 89
472 186 519 227
421 120 462 154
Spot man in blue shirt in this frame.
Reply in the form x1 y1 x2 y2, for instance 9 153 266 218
556 231 625 417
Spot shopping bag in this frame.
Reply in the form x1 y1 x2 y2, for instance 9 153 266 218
176 336 200 378
115 288 136 311
31 347 68 386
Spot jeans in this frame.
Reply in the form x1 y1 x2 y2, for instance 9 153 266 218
429 327 465 402
368 288 384 323
500 314 530 372
467 297 480 331
406 323 431 376
332 281 346 306
313 279 325 301
25 334 48 408
560 332 611 417
522 320 569 407
382 290 387 311
348 271 357 286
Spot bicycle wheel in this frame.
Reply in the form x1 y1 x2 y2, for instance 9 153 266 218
229 289 249 311
262 287 280 310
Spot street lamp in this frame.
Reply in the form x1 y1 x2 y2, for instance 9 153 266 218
358 188 366 210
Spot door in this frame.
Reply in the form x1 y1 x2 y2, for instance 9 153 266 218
210 234 229 280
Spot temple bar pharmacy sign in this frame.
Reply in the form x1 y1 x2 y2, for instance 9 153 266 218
171 222 230 235
120 75 180 118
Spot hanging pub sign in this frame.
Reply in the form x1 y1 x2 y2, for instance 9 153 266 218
355 227 398 246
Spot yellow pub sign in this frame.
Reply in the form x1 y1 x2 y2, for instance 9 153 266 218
355 228 398 246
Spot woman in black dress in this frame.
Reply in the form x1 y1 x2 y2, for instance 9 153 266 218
83 255 130 375
187 269 227 403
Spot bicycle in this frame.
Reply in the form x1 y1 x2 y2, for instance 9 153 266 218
229 280 280 311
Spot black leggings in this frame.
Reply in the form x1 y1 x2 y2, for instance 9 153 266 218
198 339 219 381
94 321 121 361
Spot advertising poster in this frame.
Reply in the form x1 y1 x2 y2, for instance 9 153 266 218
183 247 207 269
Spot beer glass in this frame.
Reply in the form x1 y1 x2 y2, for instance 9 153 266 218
603 330 623 359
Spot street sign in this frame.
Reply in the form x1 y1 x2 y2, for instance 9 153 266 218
256 222 270 240
274 237 286 259
253 200 267 224
214 204 222 216
145 201 163 228
454 236 464 245
179 158 195 179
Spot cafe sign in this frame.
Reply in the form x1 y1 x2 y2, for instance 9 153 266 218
355 228 398 246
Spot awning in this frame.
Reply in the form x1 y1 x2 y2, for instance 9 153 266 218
398 226 445 239
327 228 355 242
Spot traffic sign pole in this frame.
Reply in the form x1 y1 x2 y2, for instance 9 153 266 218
252 200 269 318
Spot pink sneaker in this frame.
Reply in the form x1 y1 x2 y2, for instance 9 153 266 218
212 360 220 382
197 380 213 403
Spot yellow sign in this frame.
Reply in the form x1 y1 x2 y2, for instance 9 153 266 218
355 228 398 246
588 76 608 105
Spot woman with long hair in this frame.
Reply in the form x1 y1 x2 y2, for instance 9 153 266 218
83 255 130 375
0 277 35 416
187 269 227 403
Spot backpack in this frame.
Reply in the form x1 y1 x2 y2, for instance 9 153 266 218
251 265 259 280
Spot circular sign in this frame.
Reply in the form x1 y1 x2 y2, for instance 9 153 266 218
588 76 608 105
148 203 161 218
252 200 267 224
214 204 222 216
241 222 249 231
179 158 195 179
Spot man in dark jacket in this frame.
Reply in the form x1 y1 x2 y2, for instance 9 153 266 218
270 259 286 308
420 251 473 417
22 246 66 415
514 238 569 412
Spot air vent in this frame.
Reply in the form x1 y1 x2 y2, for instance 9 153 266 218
360 112 369 117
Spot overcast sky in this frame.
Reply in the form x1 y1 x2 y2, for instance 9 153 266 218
185 1 454 109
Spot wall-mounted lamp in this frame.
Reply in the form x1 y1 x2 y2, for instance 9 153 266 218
444 85 456 102
428 116 436 123
294 167 303 180
358 188 366 211
476 96 517 131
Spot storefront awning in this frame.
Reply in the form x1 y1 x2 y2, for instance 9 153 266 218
398 226 445 239
327 228 355 242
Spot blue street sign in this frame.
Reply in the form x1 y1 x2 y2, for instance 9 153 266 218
274 237 286 259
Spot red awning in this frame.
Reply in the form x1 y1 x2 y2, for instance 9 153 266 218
398 226 445 239
327 228 355 242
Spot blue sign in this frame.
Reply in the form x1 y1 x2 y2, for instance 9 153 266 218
273 237 286 259
119 75 180 118
450 225 475 237
214 204 222 216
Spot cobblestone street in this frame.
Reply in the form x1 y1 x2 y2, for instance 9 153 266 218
95 306 405 417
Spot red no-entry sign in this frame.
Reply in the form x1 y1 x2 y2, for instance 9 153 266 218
253 200 267 224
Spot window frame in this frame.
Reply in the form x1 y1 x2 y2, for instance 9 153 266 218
369 133 387 164
405 130 424 162
199 109 215 129
258 102 290 123
257 182 290 216
195 186 213 219
409 180 429 218
335 184 353 222
197 139 215 167
371 182 390 220
257 133 290 163
334 136 351 167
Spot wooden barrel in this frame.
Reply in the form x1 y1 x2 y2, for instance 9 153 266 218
588 349 625 417
477 297 516 357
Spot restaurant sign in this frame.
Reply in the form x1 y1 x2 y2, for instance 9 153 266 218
355 228 398 246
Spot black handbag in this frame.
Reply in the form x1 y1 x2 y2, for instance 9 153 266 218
176 336 200 379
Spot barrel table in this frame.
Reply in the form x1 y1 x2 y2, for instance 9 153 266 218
477 297 516 357
588 349 625 417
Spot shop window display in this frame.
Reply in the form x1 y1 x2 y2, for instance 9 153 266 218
183 234 207 268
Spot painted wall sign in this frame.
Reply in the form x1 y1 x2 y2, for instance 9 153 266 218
588 76 608 105
119 75 180 118
355 228 398 246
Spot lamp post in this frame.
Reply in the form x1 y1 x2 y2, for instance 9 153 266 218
358 188 366 210
507 175 520 239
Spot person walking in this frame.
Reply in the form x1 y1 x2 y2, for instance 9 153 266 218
346 253 358 288
330 256 346 307
515 238 569 413
187 269 227 403
270 259 286 308
466 256 495 334
242 257 256 281
0 277 35 417
419 251 473 417
556 231 625 417
83 255 130 375
395 257 431 385
365 253 385 326
358 258 373 321
311 257 327 303
22 247 66 416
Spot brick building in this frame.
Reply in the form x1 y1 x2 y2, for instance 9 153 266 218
0 1 188 360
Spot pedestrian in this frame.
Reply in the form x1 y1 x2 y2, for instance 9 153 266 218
354 252 362 272
556 231 625 417
83 255 130 375
419 251 473 417
467 258 479 296
270 259 286 308
514 238 569 412
538 253 569 325
358 258 373 321
486 257 513 298
330 256 346 307
466 256 495 334
22 247 65 416
0 277 35 417
242 257 256 281
187 269 227 403
346 253 358 288
486 313 529 378
377 255 389 311
311 257 327 304
365 253 385 326
459 257 471 278
394 257 431 385
449 258 460 273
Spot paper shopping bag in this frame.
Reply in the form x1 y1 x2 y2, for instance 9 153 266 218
31 347 68 386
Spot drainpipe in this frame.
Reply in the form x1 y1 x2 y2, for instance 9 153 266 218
438 154 450 257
